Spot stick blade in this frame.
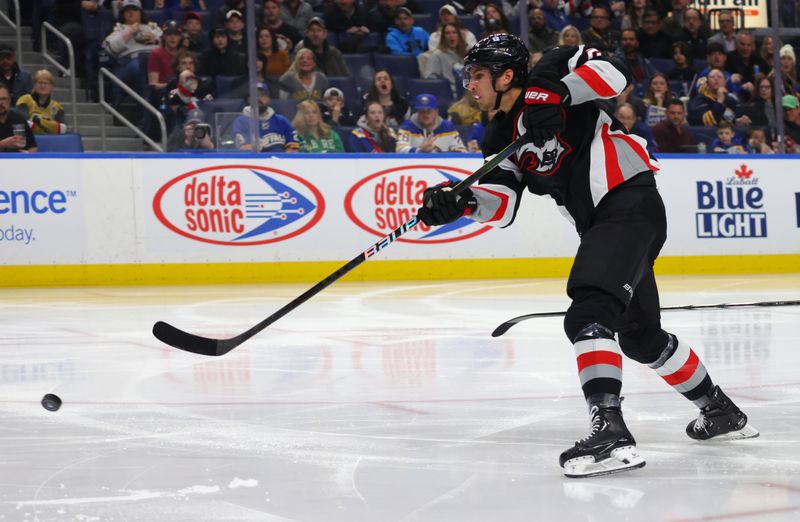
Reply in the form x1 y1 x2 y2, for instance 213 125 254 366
152 321 228 356
491 321 516 337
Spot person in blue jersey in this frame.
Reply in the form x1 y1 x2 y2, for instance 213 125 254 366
350 100 397 153
396 94 466 153
232 83 299 152
386 7 429 57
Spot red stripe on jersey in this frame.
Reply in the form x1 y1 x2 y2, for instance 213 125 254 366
577 351 623 372
573 64 617 97
610 132 660 172
472 185 510 223
601 124 624 189
662 350 700 385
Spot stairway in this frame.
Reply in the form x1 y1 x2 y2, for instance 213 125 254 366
0 25 146 152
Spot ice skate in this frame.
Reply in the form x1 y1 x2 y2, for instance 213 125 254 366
560 406 646 478
686 385 760 441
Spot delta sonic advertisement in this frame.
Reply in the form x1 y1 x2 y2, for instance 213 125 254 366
145 162 325 258
0 160 83 264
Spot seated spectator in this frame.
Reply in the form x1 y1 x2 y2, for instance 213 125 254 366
528 8 558 54
364 69 410 131
397 94 466 153
697 43 744 101
0 85 37 152
166 67 214 129
448 90 481 126
221 9 247 55
759 36 775 76
165 50 213 100
637 10 673 59
148 21 183 94
667 41 697 87
264 0 302 52
481 18 509 39
233 83 299 152
581 6 620 55
350 100 398 153
613 83 646 121
737 76 775 131
103 0 161 95
430 5 477 52
481 3 511 34
661 0 690 39
614 102 657 154
725 32 765 99
688 68 739 126
368 0 400 37
279 48 329 102
423 23 468 95
642 73 673 125
200 28 246 78
710 120 749 153
167 108 216 152
213 0 260 29
621 0 647 33
746 127 774 154
0 43 32 104
614 30 657 84
679 8 709 60
773 45 798 96
293 100 344 152
281 0 314 33
652 99 696 153
559 25 583 47
387 7 429 57
181 11 210 54
707 9 736 53
319 87 356 127
294 17 350 77
324 0 371 54
258 27 291 77
781 94 800 146
15 70 68 135
226 53 279 99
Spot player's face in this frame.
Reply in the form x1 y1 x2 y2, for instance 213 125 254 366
465 66 497 112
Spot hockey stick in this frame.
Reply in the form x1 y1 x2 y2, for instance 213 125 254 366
153 137 526 356
491 299 800 338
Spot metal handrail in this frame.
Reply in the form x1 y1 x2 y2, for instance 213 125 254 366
0 0 22 67
41 22 77 133
98 67 166 152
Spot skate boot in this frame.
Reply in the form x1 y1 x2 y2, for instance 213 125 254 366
686 385 759 441
560 406 646 478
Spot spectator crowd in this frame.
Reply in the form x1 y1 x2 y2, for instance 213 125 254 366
2 0 800 153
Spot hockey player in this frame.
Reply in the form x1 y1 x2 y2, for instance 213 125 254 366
418 34 759 478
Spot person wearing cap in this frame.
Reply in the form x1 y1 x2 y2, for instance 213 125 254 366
292 100 344 152
232 82 299 153
213 0 261 30
396 93 465 153
264 0 302 52
387 7 429 57
15 69 68 135
200 27 246 78
428 5 476 52
181 12 210 54
103 0 162 96
293 17 349 77
279 48 330 103
281 0 314 34
167 108 215 152
223 9 247 54
0 84 37 153
319 87 356 127
774 44 798 98
0 43 32 105
696 42 744 100
781 94 800 148
148 21 183 92
323 0 371 54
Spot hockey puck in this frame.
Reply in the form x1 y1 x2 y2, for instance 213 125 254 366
41 393 62 412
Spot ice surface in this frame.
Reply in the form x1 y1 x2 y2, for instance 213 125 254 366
1 275 799 521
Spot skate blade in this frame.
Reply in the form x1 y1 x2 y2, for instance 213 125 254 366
563 446 646 479
706 423 760 441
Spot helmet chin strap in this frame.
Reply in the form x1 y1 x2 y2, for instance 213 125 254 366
491 74 512 111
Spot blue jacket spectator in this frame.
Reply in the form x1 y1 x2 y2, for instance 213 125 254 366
233 84 299 152
687 69 739 127
0 43 32 104
349 101 398 153
541 0 571 31
396 94 466 153
386 7 429 57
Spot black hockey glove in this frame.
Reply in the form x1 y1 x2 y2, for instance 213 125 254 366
418 182 477 227
523 74 571 145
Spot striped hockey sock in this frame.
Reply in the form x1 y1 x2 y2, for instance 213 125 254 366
575 333 623 401
649 335 714 408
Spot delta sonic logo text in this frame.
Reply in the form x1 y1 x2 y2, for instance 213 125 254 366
695 164 766 238
344 165 492 244
153 165 324 245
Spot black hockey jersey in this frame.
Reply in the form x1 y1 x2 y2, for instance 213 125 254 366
471 45 660 234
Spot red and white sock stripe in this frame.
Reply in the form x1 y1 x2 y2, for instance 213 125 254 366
575 337 623 388
649 336 710 406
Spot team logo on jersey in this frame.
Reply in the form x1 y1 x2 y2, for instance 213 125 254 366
514 114 571 176
345 165 493 244
153 165 324 245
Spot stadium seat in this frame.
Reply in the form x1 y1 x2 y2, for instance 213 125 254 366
144 9 167 26
326 32 339 47
374 54 420 79
693 58 707 72
669 80 687 96
271 98 298 121
418 0 447 15
407 78 454 115
328 76 360 103
343 53 375 93
335 126 357 152
649 58 674 74
458 16 482 38
35 134 84 153
689 126 717 147
215 75 244 98
413 14 437 34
